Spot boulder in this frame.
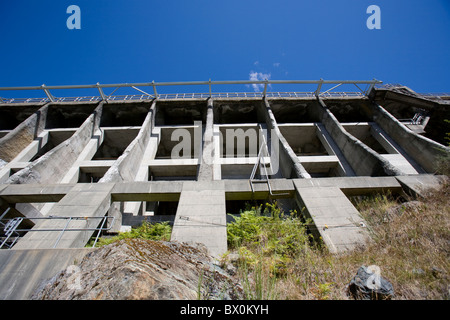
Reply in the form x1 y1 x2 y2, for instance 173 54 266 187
348 265 395 300
32 238 242 300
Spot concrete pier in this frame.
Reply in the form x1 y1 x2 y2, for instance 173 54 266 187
0 84 448 299
171 181 227 257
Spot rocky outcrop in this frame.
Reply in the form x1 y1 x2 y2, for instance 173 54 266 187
32 239 243 300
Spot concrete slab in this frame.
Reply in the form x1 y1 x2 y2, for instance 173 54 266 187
395 174 448 197
293 181 371 254
170 181 227 257
111 181 182 201
0 183 74 203
293 176 402 195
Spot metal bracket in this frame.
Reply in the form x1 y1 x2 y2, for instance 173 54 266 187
41 84 55 102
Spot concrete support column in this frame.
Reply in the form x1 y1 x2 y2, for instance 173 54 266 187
317 98 402 176
293 179 371 253
372 102 450 173
315 123 356 177
197 98 216 181
6 102 104 185
0 131 50 183
171 181 227 257
99 100 156 230
261 98 310 178
0 103 49 163
213 124 222 180
100 100 156 183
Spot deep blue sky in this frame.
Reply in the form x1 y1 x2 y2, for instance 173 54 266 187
1 0 449 98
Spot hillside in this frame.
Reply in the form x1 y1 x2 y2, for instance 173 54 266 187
32 179 449 300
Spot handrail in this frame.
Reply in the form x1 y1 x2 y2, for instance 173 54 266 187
0 79 382 103
0 215 115 249
0 91 368 104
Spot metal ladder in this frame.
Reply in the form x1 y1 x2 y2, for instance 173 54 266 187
249 125 288 197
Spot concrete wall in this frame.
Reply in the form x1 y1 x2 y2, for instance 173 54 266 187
0 248 94 300
260 98 310 178
0 92 448 296
317 98 402 176
6 102 103 185
99 100 155 231
0 103 48 162
373 102 450 173
100 100 155 183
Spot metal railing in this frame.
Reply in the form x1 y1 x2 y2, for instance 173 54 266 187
0 79 382 104
0 212 115 249
375 83 450 102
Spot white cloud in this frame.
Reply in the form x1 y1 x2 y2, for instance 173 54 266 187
273 62 280 67
248 71 271 92
254 61 259 66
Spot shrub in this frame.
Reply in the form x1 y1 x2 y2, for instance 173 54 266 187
86 221 172 247
227 202 311 259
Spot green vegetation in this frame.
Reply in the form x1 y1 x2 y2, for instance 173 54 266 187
227 202 314 257
224 202 318 299
86 221 172 247
86 182 449 300
222 184 450 300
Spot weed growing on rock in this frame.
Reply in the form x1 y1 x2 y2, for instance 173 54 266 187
86 221 172 247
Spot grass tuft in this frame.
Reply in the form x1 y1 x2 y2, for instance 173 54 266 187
222 183 450 300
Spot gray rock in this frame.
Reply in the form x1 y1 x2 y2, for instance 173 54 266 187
32 239 243 300
348 265 395 300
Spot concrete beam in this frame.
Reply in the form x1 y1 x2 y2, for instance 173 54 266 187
261 98 310 178
0 176 405 205
395 174 448 197
197 98 215 181
224 178 295 200
372 102 450 173
0 184 74 203
293 176 403 196
6 102 104 185
111 181 182 202
317 98 402 176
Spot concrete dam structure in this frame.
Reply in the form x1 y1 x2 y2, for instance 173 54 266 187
0 79 448 299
